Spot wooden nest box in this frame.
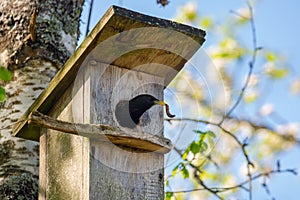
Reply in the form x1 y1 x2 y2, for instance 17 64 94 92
13 6 205 200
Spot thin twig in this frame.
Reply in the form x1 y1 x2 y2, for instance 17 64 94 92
218 125 254 167
166 117 213 125
217 3 259 198
85 0 94 37
222 1 260 122
168 116 255 199
169 117 254 166
229 9 250 20
165 2 288 199
168 168 297 194
245 3 257 199
225 61 254 118
193 170 223 200
173 146 224 199
165 123 187 169
215 116 300 145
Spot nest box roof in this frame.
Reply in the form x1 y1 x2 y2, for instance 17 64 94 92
13 5 205 141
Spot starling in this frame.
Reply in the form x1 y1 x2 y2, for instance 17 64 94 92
115 94 175 128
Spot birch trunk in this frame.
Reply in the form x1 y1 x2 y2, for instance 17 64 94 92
0 0 84 198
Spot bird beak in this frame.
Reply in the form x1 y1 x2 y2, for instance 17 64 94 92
154 100 166 106
154 100 176 118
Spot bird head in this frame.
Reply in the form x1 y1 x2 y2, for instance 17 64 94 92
130 94 165 107
153 99 167 106
115 94 174 128
129 94 164 121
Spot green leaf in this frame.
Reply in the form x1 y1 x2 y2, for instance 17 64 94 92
165 192 173 200
194 130 216 137
206 130 216 138
172 165 179 177
212 38 246 60
0 67 12 81
265 52 276 61
267 68 289 79
165 179 169 187
182 149 189 160
236 16 249 25
200 17 212 28
193 130 205 134
181 166 189 179
0 86 6 102
193 130 201 134
186 12 197 21
207 136 215 148
190 141 200 155
199 133 206 142
244 91 258 103
200 142 208 152
192 130 216 153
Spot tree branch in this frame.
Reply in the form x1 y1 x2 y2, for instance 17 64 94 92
169 117 254 166
85 0 94 37
28 111 172 153
168 116 254 199
168 167 297 195
223 3 259 198
173 147 224 200
222 2 261 122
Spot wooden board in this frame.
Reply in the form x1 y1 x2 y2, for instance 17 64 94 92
84 61 165 199
37 61 166 199
13 5 205 141
39 98 90 200
28 111 172 153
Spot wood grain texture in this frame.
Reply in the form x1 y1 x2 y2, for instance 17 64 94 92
90 141 164 200
83 61 165 199
28 111 172 153
38 59 168 199
87 62 164 136
38 128 47 200
41 94 88 200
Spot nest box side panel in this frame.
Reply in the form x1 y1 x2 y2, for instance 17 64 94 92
39 75 89 200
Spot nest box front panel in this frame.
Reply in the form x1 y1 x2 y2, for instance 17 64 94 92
80 61 164 136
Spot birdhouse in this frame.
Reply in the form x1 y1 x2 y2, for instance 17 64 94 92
13 6 205 200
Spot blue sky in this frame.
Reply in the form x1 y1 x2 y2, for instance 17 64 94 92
78 1 300 199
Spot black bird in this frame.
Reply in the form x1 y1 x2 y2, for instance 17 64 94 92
115 94 174 128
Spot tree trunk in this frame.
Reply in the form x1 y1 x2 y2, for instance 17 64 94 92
0 0 84 198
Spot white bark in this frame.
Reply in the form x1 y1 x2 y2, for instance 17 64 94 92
0 60 57 180
0 1 84 198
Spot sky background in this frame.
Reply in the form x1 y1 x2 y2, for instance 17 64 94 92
78 1 300 199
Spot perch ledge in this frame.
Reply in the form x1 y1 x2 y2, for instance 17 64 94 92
28 111 173 154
